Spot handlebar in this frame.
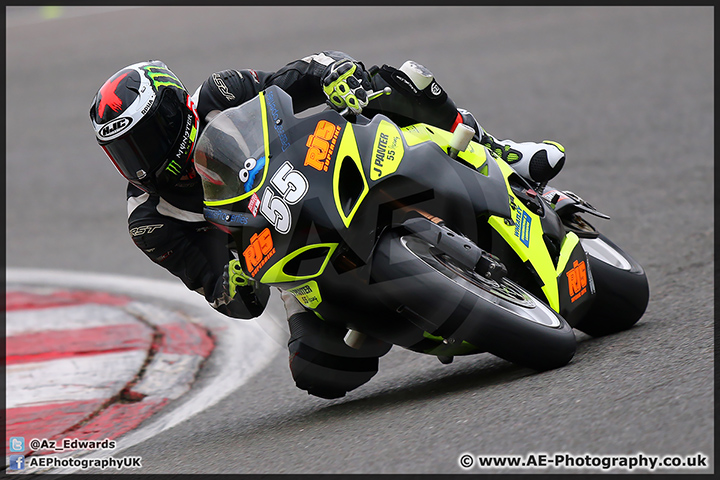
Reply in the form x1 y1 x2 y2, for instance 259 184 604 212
336 86 392 117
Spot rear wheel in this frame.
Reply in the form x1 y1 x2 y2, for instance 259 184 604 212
372 232 576 371
575 234 649 336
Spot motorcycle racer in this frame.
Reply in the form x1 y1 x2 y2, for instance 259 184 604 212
89 52 566 398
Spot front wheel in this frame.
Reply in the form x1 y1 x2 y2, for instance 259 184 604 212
372 232 576 371
575 234 650 337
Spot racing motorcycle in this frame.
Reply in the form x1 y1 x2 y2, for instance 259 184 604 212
194 84 649 373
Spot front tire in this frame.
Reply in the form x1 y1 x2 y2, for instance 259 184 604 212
372 232 576 371
575 234 649 337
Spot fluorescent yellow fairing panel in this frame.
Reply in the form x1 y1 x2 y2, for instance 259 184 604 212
400 124 487 171
487 160 580 312
260 243 339 284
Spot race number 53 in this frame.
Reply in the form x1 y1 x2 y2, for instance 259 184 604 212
260 161 308 234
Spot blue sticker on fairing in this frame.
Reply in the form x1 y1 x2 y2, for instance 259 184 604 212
514 208 531 247
245 155 266 192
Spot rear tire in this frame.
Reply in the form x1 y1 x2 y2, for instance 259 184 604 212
575 234 649 337
372 232 576 371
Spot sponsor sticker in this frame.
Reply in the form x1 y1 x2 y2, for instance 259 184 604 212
514 208 532 248
304 120 341 172
541 188 568 205
248 192 260 217
243 228 276 277
265 89 290 152
370 120 404 181
288 280 322 309
567 259 588 302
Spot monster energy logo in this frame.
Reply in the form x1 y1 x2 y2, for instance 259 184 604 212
143 65 183 90
166 160 182 175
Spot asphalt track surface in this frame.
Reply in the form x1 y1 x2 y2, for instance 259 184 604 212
6 6 714 475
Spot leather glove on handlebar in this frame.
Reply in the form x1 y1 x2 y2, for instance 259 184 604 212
211 259 265 318
322 59 372 114
224 259 250 296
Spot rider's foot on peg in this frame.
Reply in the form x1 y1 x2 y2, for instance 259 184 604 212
481 135 566 184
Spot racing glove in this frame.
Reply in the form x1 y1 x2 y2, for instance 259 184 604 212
210 259 268 319
322 59 372 114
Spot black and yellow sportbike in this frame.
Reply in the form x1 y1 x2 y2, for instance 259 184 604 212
195 84 649 372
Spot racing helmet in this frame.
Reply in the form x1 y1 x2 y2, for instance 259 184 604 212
89 60 199 193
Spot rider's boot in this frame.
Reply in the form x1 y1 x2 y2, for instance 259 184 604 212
456 109 566 185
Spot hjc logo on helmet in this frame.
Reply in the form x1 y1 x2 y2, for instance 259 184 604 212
98 117 132 139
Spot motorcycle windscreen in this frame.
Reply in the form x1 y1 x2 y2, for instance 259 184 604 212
194 96 267 204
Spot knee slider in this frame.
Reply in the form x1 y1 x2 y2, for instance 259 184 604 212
288 340 380 398
287 311 391 358
287 311 390 397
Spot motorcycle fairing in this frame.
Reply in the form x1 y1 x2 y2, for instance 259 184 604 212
383 119 594 317
198 86 593 330
245 88 515 288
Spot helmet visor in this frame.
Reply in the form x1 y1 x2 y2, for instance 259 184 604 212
102 90 186 191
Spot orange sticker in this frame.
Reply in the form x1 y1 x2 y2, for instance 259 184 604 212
243 228 276 277
304 120 341 172
566 259 588 303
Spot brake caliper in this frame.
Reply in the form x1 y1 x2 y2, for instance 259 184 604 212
475 251 508 282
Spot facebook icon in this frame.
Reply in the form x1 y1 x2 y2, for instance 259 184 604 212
9 454 25 470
